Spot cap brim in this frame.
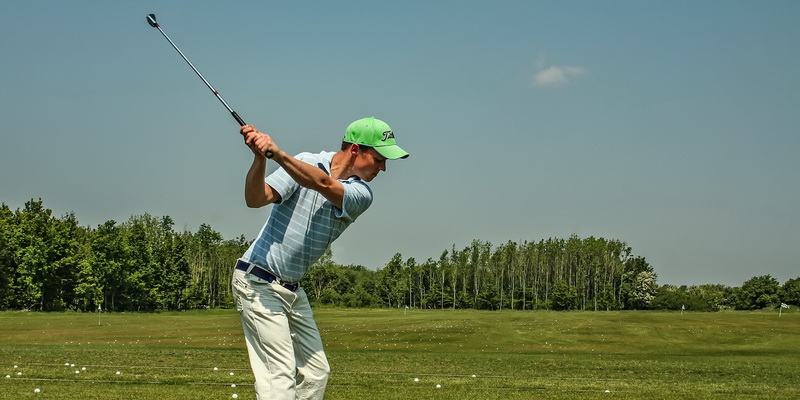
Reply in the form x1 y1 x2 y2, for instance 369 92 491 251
374 144 409 160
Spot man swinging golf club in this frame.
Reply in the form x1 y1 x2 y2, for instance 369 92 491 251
145 15 408 397
232 117 409 399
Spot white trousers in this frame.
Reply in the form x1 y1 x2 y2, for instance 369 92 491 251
232 268 330 400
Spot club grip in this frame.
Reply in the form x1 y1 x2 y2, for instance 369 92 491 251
232 111 246 127
233 111 273 159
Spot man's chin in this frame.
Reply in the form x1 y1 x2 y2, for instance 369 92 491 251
361 173 378 182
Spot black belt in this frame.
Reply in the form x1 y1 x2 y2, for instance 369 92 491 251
235 260 300 292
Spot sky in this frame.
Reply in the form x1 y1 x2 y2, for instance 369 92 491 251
1 1 798 287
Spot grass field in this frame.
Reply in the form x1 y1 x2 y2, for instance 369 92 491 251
1 308 798 399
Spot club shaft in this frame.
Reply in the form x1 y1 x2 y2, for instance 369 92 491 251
148 15 273 158
153 25 245 126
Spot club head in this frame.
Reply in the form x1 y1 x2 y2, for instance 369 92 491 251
147 14 158 28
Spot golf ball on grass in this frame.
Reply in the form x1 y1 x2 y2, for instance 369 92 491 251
436 384 442 388
232 394 238 399
414 378 420 382
34 388 41 393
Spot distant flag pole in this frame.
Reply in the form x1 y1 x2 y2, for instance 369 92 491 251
681 304 685 315
98 303 102 326
780 303 789 317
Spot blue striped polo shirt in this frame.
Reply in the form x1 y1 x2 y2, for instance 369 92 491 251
241 151 373 282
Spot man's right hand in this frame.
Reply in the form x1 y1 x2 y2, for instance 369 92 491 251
241 125 280 159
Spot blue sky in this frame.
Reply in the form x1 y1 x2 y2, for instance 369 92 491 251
1 1 798 286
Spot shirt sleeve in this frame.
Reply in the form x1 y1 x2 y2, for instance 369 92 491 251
264 158 303 204
336 177 373 223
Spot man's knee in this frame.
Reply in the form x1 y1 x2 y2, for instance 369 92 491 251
303 357 330 382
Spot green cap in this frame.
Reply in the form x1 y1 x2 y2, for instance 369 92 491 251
344 117 409 159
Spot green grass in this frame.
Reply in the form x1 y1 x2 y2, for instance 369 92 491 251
1 308 798 399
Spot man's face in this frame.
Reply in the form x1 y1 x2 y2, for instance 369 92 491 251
354 146 387 182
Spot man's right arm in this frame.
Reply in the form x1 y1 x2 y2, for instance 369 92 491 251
244 153 281 208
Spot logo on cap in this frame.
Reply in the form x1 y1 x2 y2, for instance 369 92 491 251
382 131 395 141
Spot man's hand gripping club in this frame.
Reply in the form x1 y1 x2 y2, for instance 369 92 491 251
241 125 280 160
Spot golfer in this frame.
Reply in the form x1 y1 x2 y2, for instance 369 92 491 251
231 117 409 399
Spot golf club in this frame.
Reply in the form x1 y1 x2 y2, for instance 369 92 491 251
146 13 272 158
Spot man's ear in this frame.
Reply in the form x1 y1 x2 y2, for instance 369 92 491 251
348 143 361 155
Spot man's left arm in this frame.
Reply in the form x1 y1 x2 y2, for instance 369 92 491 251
241 126 344 209
272 149 345 209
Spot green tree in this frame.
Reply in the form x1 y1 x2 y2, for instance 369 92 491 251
343 267 380 308
782 278 800 306
550 279 577 310
12 200 55 310
688 284 728 311
150 216 190 310
307 247 338 303
0 204 18 309
620 257 655 309
630 271 658 309
475 281 498 310
736 275 781 310
74 257 103 311
184 224 223 308
45 213 86 310
650 285 682 310
88 220 128 311
378 253 408 308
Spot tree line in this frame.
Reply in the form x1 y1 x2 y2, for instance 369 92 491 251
1 199 245 311
308 242 799 312
1 199 798 312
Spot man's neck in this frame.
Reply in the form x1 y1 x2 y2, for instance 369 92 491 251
329 150 353 180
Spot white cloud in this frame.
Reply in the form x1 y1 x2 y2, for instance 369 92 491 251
534 65 586 86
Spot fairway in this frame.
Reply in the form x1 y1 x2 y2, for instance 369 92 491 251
1 309 798 399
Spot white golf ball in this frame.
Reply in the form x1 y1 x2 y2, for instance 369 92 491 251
213 367 219 371
75 370 80 374
81 367 87 371
4 375 10 378
414 378 420 382
34 388 41 393
231 384 236 388
13 365 18 369
436 384 442 388
471 374 477 378
232 394 238 399
116 371 121 375
17 372 22 376
229 372 235 376
604 390 611 393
